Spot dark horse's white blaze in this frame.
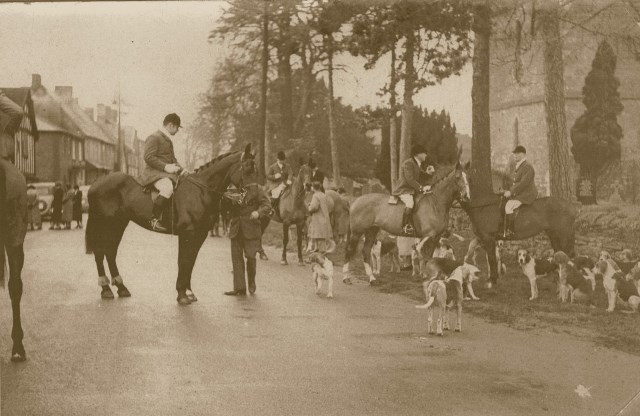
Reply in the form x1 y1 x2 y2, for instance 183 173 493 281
85 144 255 304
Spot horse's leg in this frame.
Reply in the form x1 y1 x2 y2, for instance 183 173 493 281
281 222 289 265
362 228 379 285
296 222 304 266
184 228 208 301
105 220 130 297
176 230 196 305
342 230 362 285
485 239 499 288
7 244 25 362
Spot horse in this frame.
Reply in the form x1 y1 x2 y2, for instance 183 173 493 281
343 163 470 285
269 165 312 265
85 143 256 305
461 194 577 287
0 159 27 362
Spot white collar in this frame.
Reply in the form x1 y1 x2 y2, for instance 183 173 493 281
162 126 173 138
277 161 284 168
515 158 526 170
413 157 422 166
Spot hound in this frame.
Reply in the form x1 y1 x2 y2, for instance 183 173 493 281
597 251 640 312
517 248 558 300
553 251 594 305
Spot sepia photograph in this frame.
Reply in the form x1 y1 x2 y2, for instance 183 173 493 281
1 0 640 414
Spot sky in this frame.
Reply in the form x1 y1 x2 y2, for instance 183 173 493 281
1 1 472 149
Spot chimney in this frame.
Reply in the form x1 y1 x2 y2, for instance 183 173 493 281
54 86 73 103
84 107 94 121
97 103 106 124
31 74 42 91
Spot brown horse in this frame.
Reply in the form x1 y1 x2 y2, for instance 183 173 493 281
85 144 256 305
461 195 577 287
0 159 27 362
343 163 470 284
270 165 312 265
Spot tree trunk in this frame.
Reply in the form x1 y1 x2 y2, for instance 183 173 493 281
389 45 399 190
470 3 493 199
541 7 573 199
326 34 341 188
399 32 415 164
276 12 294 148
259 0 269 182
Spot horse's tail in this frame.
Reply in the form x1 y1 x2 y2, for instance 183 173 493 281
0 161 7 287
344 221 359 263
85 191 98 255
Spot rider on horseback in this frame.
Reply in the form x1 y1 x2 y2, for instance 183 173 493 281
267 151 293 212
139 113 185 232
502 145 537 238
392 144 434 235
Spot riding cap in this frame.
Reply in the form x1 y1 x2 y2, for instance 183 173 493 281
277 151 286 161
163 113 182 128
512 145 526 154
411 144 427 157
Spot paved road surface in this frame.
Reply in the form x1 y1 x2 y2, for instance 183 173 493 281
1 223 640 415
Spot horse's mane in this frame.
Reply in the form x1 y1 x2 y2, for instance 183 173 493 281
430 164 458 191
194 151 236 173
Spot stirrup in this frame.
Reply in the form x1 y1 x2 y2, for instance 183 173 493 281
403 224 415 235
150 218 168 232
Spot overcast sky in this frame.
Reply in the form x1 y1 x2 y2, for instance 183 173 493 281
1 1 472 147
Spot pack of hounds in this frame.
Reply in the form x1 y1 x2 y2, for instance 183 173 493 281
368 232 640 337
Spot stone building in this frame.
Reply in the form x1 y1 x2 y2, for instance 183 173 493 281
490 2 640 200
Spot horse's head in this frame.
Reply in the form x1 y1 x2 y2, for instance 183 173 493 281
227 143 258 189
298 164 312 188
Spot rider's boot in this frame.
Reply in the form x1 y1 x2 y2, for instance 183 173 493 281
402 208 415 236
150 196 169 232
503 213 515 239
270 197 279 212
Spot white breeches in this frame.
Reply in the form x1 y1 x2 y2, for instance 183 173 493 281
505 199 522 214
399 193 414 209
154 177 174 198
271 183 286 198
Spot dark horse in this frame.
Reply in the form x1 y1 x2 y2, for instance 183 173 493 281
270 165 311 266
85 144 256 305
0 159 27 361
343 163 470 285
461 194 577 287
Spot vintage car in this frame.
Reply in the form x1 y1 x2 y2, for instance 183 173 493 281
29 182 56 219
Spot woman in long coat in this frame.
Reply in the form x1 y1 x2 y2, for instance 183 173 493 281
307 181 333 252
61 185 74 229
26 185 42 230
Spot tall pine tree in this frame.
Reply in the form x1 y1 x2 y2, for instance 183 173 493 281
570 40 623 203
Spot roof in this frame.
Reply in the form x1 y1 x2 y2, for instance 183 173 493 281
32 86 114 145
35 116 66 133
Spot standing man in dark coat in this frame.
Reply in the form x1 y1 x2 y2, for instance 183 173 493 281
72 184 83 229
308 159 325 192
50 182 63 230
503 145 537 238
138 113 184 232
225 182 272 296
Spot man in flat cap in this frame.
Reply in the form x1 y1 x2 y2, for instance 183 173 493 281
139 113 184 232
502 145 537 238
392 144 434 235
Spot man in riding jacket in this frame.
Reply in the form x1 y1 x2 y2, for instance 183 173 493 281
225 178 272 297
266 151 293 210
139 113 185 232
0 90 24 162
392 144 434 235
503 145 537 238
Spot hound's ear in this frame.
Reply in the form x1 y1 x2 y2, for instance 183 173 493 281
243 143 252 156
525 254 531 263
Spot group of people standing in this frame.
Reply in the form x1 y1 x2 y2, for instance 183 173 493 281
48 182 83 230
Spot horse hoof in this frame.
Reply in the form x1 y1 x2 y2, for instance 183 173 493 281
281 259 288 266
454 329 461 333
101 286 114 299
177 295 192 306
260 253 269 261
11 352 26 363
343 278 352 285
186 290 198 302
116 284 131 298
369 280 378 286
